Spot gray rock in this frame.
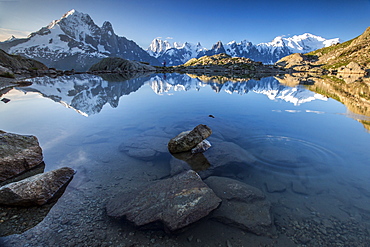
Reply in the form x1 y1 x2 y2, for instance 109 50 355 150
0 131 43 182
204 176 274 236
191 139 211 154
106 170 221 232
168 124 212 153
0 167 75 206
119 135 169 161
265 180 287 193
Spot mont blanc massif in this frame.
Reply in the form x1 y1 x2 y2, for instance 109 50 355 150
0 9 340 71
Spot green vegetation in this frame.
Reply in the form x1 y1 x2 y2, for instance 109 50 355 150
308 86 342 103
0 72 15 78
307 38 355 57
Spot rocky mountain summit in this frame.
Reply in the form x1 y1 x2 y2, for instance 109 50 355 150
148 34 339 66
0 10 160 71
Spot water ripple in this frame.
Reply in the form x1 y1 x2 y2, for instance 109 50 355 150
246 135 344 177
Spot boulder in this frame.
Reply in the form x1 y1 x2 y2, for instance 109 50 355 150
168 124 212 153
337 62 367 75
0 131 43 182
204 176 274 236
106 170 221 232
0 167 75 206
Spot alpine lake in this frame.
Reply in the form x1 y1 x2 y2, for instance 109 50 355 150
0 72 370 247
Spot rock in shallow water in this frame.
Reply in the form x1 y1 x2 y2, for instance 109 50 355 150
0 167 75 206
106 170 221 232
204 176 274 236
0 131 43 182
168 124 212 153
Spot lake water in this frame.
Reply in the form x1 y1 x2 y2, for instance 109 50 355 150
1 73 370 246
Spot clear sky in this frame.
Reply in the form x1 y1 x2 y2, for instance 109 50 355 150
0 0 370 49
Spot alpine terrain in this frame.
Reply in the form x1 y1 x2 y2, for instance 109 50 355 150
0 10 160 71
147 34 340 66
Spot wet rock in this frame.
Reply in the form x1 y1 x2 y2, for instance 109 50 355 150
106 170 221 232
204 176 274 236
168 124 212 153
265 180 287 193
291 181 309 195
191 139 211 154
0 131 43 182
199 141 256 178
0 167 75 206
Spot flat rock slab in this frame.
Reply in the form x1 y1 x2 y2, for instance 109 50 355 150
106 170 221 232
119 135 169 161
204 176 274 236
0 131 43 182
0 167 75 206
168 124 212 153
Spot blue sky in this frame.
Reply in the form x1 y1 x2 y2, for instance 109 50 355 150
1 0 370 49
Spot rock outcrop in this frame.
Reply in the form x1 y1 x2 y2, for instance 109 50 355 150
0 167 75 206
204 176 274 236
172 53 286 75
106 170 221 232
337 62 367 75
89 57 156 73
168 124 212 153
0 131 43 182
0 49 48 74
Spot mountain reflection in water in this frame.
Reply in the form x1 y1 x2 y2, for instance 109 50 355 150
23 73 329 117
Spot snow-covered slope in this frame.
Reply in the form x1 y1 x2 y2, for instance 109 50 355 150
22 74 148 116
147 34 340 65
0 9 160 71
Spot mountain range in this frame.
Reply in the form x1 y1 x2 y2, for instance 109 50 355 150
0 9 340 71
147 34 340 66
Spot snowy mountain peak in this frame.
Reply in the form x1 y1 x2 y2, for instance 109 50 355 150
4 35 17 42
62 9 77 18
1 9 159 71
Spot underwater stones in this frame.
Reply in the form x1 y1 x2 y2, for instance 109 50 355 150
0 131 43 182
0 167 75 206
119 135 169 160
106 170 221 232
168 124 212 153
204 176 274 236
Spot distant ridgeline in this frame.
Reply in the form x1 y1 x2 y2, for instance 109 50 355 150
0 9 340 71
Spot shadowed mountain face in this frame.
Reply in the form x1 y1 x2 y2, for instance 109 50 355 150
0 10 160 71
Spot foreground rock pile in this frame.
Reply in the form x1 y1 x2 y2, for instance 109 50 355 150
108 124 274 235
0 131 74 207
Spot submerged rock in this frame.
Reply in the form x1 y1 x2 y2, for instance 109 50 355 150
0 131 43 182
0 167 75 206
168 124 212 153
204 176 274 236
118 135 169 161
106 170 221 232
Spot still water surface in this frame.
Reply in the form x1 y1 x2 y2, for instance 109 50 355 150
0 73 369 246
